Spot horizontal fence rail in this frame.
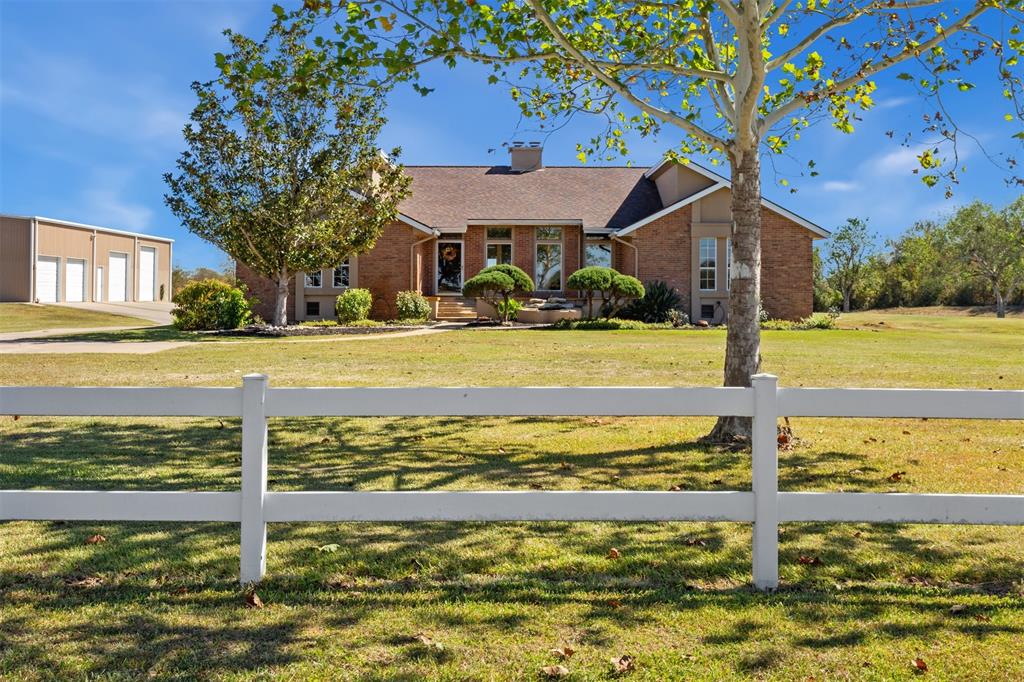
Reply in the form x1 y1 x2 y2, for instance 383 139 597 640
1 374 1022 590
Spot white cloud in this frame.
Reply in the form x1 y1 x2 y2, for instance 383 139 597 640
874 96 914 110
80 187 153 231
874 146 922 175
0 44 188 146
822 180 860 192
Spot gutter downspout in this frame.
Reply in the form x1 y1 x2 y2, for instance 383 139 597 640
410 229 440 290
29 218 37 302
611 234 639 278
91 229 97 302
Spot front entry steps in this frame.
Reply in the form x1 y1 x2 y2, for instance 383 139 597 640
431 296 477 321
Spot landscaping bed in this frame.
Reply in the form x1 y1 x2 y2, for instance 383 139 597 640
214 321 436 337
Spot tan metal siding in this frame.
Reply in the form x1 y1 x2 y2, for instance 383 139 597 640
0 216 32 301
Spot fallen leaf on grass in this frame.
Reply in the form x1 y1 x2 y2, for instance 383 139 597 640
949 604 967 615
710 478 724 485
607 548 621 559
911 657 928 673
66 575 104 588
413 633 444 651
245 591 264 609
606 599 622 608
797 555 823 566
549 646 575 659
974 614 992 622
610 654 636 675
317 543 340 553
541 664 570 678
498 447 506 454
887 471 907 482
902 430 911 435
85 534 106 545
683 537 706 547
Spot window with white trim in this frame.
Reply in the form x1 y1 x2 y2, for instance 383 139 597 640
699 238 716 291
485 227 512 267
333 258 350 288
535 227 563 290
305 270 322 288
584 239 612 268
726 238 732 291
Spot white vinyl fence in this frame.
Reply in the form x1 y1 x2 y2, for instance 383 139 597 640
2 374 1022 590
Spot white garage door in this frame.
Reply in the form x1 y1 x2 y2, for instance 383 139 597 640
66 259 86 302
138 247 156 302
109 252 128 302
36 257 59 303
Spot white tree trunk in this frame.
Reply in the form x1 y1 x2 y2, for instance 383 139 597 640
707 148 762 442
273 275 290 326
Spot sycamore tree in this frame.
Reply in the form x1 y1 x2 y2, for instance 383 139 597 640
165 20 409 326
272 0 1024 439
825 217 877 312
948 197 1024 317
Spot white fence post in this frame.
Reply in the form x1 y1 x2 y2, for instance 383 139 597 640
240 373 269 585
751 373 779 591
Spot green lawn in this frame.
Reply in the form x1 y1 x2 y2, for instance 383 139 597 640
0 303 153 333
1 310 1022 680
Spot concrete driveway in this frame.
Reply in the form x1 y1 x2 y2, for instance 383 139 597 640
56 301 174 325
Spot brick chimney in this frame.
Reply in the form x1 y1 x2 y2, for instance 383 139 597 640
509 141 543 172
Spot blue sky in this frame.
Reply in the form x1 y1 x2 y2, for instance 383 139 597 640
2 1 1021 269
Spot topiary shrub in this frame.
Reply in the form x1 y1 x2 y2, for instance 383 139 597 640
172 279 252 331
621 280 683 323
566 266 615 318
395 290 431 321
463 264 534 323
336 288 373 323
605 273 645 318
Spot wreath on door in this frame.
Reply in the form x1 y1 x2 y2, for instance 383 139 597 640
441 245 458 262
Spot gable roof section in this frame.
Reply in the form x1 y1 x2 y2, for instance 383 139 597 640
633 159 830 238
398 166 663 230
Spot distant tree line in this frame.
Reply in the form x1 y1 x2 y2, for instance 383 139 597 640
816 197 1024 318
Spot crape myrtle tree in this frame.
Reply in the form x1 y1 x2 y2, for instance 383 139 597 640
165 19 410 326
273 0 1024 439
948 197 1024 317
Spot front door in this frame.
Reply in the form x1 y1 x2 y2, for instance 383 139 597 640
437 241 463 294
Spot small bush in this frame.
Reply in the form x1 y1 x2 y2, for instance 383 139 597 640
621 280 682 323
345 318 384 327
396 290 431 321
551 317 666 331
336 288 373 323
667 309 689 327
172 279 252 331
497 298 522 321
761 311 839 330
298 319 339 327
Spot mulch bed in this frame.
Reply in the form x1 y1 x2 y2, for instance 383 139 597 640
210 323 434 338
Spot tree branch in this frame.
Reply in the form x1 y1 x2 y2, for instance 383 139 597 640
760 1 994 132
523 0 730 151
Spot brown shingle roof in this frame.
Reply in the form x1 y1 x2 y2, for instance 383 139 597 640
398 166 664 230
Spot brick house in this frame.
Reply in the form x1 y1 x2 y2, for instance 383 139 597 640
238 144 828 323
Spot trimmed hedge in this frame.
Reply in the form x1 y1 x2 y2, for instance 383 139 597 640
172 279 252 330
396 290 431 320
335 288 373 323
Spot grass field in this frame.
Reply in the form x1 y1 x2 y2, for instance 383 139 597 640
0 303 153 333
1 310 1022 680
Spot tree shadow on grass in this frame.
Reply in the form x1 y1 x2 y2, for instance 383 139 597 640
3 416 1023 677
